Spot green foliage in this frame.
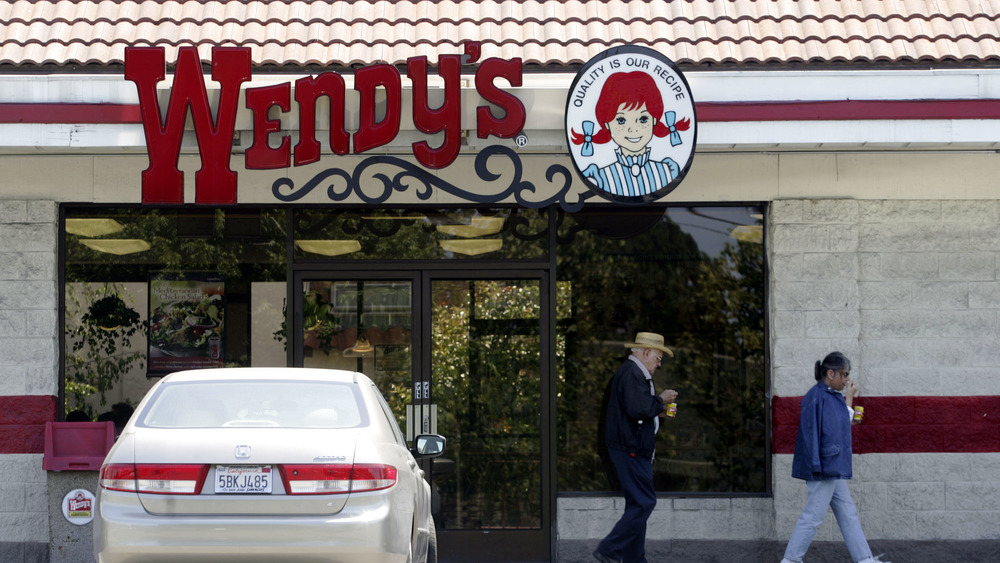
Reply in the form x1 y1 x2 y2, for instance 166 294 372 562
65 285 146 417
431 280 544 528
63 208 288 417
272 290 342 355
555 208 767 493
303 289 341 355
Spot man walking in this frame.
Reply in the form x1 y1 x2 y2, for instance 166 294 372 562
594 332 678 563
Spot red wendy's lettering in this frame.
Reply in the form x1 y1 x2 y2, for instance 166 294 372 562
245 83 291 169
294 73 350 164
126 46 250 204
125 42 525 204
476 57 526 138
353 64 403 155
408 54 462 168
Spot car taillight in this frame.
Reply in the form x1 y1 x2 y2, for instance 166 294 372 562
279 463 397 495
100 464 137 492
100 463 208 495
351 464 398 492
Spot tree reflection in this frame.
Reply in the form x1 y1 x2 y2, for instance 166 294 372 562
556 207 766 493
432 280 543 529
63 208 287 416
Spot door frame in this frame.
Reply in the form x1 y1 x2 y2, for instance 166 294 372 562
421 269 552 562
291 266 555 562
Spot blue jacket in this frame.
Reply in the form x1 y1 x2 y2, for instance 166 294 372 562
604 358 665 459
791 381 854 481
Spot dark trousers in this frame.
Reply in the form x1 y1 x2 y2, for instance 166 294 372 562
596 448 657 563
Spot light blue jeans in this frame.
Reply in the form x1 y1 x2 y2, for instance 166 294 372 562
783 479 873 562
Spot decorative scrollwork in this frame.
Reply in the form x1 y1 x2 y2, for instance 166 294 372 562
272 146 590 211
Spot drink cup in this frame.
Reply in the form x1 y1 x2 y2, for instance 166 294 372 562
208 336 221 360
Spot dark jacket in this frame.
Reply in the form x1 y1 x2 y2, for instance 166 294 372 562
791 381 854 481
604 357 665 459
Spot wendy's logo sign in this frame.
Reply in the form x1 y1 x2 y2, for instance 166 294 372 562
126 42 525 204
62 489 96 525
565 46 696 203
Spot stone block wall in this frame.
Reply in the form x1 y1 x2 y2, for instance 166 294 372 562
771 199 1000 543
0 200 57 397
0 200 58 559
558 496 775 543
0 454 49 562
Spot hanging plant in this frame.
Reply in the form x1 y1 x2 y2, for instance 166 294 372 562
272 290 341 355
84 295 141 331
65 286 146 416
304 290 341 355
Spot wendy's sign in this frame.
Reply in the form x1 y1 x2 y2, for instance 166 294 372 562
126 42 525 204
565 46 697 203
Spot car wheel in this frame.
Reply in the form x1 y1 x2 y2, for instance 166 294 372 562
427 517 438 563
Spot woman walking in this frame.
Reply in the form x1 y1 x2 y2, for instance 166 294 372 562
780 352 888 563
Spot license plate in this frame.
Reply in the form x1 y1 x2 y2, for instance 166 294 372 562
215 465 272 494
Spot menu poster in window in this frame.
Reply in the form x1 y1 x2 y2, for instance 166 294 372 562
149 275 225 372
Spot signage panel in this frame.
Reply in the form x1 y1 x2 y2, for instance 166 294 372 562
565 46 697 203
148 275 225 373
126 42 526 204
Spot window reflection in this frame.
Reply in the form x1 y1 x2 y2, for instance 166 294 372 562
555 205 767 493
60 203 769 495
62 208 287 420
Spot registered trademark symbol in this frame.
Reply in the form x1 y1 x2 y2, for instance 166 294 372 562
514 133 528 147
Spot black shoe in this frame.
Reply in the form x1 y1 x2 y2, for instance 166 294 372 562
593 550 620 563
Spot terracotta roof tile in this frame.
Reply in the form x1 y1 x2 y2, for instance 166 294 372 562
1 0 999 68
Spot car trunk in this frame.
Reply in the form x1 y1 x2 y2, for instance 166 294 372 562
134 427 359 516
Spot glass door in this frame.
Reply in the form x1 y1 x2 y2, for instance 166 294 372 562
429 275 549 561
294 271 551 562
293 275 417 432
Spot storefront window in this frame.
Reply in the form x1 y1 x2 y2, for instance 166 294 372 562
60 203 766 495
555 205 767 494
62 207 287 419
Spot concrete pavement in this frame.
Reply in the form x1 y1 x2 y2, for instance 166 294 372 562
556 539 1000 562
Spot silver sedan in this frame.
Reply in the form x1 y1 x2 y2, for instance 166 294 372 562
94 367 445 563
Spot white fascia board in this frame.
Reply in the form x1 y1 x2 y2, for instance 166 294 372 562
0 123 146 149
3 67 998 105
683 69 995 102
4 118 997 152
3 69 1000 151
0 75 139 104
526 69 1000 102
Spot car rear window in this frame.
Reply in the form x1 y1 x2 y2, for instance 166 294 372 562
138 380 367 429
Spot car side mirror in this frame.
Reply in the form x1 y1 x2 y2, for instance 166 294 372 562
414 434 446 457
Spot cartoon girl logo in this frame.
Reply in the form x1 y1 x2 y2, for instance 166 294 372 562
566 46 697 203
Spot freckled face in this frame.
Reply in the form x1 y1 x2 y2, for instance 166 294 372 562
606 103 657 155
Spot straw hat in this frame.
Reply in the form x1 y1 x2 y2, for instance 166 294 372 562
624 332 674 357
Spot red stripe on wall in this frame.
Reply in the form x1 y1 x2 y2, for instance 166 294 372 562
0 103 143 124
773 395 1000 454
696 99 1000 122
0 99 998 125
0 395 58 454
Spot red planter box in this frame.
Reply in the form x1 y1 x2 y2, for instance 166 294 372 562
43 421 115 471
